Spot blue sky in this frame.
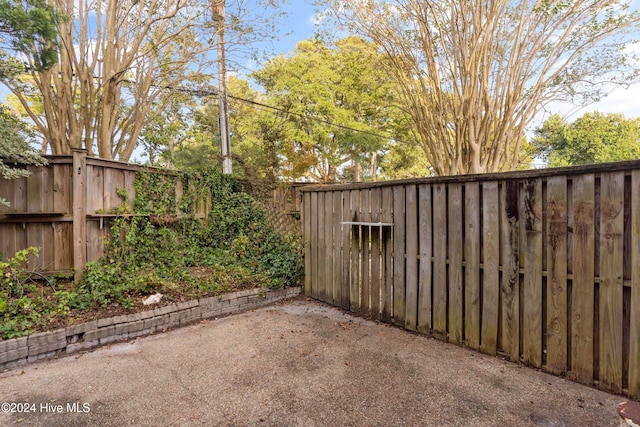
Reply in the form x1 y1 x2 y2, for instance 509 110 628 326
3 0 640 127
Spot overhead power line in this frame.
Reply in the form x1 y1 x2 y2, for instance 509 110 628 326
166 85 401 143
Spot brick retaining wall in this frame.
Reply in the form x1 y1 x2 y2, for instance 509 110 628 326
0 287 301 371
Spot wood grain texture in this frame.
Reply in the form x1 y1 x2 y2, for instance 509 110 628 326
382 187 394 322
310 192 318 298
500 180 520 361
417 184 433 335
393 186 406 326
324 191 333 304
370 188 382 320
341 191 351 309
432 184 448 339
481 182 500 355
350 190 360 312
464 182 481 350
333 191 342 305
317 192 327 302
405 184 418 331
303 192 312 295
545 176 568 374
448 184 463 344
598 172 624 393
521 179 543 368
361 190 371 315
571 174 595 385
630 170 640 399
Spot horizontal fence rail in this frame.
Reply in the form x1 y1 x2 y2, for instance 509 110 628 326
301 160 640 399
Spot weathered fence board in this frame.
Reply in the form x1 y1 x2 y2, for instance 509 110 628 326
405 185 418 331
370 188 381 320
571 174 595 384
599 172 625 393
361 189 371 315
341 191 350 309
417 184 432 335
521 179 542 368
301 159 640 398
432 184 448 339
500 180 520 362
381 187 393 322
448 184 464 345
393 186 406 326
481 182 500 355
464 182 481 350
630 170 640 399
546 176 568 374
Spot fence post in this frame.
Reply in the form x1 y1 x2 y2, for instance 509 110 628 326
72 149 87 282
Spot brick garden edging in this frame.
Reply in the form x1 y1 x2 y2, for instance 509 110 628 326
0 287 301 371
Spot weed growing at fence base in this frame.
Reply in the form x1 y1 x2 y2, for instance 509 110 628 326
0 169 303 339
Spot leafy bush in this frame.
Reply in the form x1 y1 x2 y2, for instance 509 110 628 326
81 168 303 304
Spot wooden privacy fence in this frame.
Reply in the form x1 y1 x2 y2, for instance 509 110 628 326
0 150 209 280
301 160 640 399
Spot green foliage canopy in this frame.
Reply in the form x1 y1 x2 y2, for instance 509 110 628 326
532 112 640 166
0 0 59 74
252 36 414 182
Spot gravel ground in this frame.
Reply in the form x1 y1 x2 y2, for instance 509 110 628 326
0 297 625 426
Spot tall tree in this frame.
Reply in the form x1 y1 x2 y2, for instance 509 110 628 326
532 112 640 166
252 37 405 182
1 0 287 162
321 0 640 175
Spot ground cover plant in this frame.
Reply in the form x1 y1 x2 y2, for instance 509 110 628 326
0 168 303 339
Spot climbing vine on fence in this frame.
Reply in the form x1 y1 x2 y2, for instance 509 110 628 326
82 166 303 306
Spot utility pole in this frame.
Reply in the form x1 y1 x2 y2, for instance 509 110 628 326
212 0 232 174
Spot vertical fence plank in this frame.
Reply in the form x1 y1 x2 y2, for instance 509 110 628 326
361 190 371 315
393 186 406 326
433 184 448 339
324 191 333 304
310 192 319 298
630 170 640 399
465 182 481 350
333 191 342 305
382 187 393 322
571 174 595 384
448 184 463 345
341 191 350 309
405 184 418 331
317 192 327 302
418 184 433 335
87 165 104 215
350 190 361 312
53 165 72 215
546 176 568 374
26 165 42 213
370 188 382 320
303 192 311 295
26 223 45 270
53 222 72 271
500 180 520 361
481 182 500 355
12 176 27 212
521 179 543 368
599 172 625 393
